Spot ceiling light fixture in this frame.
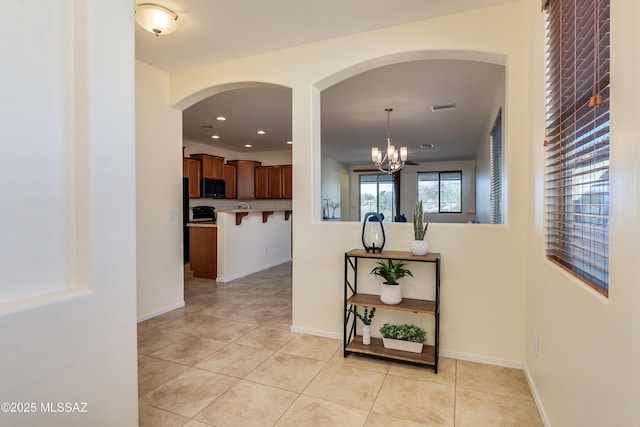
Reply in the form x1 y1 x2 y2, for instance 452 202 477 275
215 116 227 121
211 135 220 139
257 130 266 135
135 3 179 36
286 141 293 145
244 144 252 148
371 108 407 174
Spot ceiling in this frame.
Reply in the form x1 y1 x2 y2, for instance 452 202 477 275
135 0 510 163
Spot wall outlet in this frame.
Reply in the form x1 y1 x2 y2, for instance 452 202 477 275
264 246 268 255
533 335 539 357
169 209 177 221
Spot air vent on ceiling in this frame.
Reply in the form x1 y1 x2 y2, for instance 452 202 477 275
200 125 215 129
431 103 456 112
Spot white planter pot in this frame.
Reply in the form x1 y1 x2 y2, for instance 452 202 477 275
380 283 402 304
382 338 424 353
410 239 429 256
362 325 371 345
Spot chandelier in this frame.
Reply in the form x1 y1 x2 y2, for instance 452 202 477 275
371 108 407 174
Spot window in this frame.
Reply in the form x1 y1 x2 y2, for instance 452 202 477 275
417 171 462 213
359 174 395 222
490 109 503 224
544 0 610 295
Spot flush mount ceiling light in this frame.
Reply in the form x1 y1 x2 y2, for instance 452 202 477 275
135 3 179 36
371 108 407 174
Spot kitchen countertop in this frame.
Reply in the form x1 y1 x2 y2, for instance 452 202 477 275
216 208 292 213
187 221 217 228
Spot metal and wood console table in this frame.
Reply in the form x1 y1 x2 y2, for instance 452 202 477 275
343 249 441 373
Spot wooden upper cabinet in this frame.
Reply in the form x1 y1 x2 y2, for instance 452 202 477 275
223 164 237 199
282 165 292 199
190 154 224 179
268 166 283 199
183 158 201 198
226 160 260 199
255 165 290 199
255 166 269 199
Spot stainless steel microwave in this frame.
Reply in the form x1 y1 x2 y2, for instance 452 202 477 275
200 179 225 198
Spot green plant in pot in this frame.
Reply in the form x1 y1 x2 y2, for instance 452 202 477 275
346 306 376 345
411 200 429 256
379 323 427 353
370 259 413 304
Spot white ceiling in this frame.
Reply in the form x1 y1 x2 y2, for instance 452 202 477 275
135 0 510 163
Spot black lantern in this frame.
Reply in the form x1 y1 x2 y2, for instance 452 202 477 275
362 212 385 253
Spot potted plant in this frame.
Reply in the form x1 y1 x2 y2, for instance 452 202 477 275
379 323 427 353
411 200 429 255
346 306 376 345
370 259 413 304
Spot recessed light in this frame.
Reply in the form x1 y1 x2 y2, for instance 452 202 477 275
286 141 293 145
211 135 220 139
244 144 252 148
215 116 227 121
257 130 266 135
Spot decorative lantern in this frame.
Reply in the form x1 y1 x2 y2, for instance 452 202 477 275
362 212 385 253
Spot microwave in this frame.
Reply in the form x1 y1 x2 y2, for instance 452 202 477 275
200 179 225 198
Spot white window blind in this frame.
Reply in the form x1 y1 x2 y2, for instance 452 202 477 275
490 109 503 224
544 0 610 295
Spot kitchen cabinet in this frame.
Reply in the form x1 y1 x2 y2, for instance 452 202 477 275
226 160 261 200
256 165 288 199
223 164 237 199
183 157 201 198
282 165 292 199
190 154 224 179
188 225 217 279
343 249 441 373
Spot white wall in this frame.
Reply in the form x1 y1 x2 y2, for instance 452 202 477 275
136 61 185 321
524 1 640 426
321 156 347 219
0 1 138 426
169 1 530 365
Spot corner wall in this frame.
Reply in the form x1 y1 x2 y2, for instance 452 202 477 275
0 1 138 425
524 1 639 426
136 60 184 320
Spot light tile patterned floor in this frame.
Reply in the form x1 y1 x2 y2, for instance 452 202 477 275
138 262 543 426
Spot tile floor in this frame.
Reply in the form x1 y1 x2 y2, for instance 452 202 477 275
138 262 543 426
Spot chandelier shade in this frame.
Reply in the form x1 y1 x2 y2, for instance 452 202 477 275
371 108 407 174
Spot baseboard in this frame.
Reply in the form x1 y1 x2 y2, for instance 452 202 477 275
137 301 185 323
290 325 342 341
438 349 524 370
216 258 292 282
523 365 552 427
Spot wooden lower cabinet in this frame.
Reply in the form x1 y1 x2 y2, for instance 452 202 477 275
188 227 217 279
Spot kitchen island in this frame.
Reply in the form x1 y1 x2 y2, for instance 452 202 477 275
216 209 292 282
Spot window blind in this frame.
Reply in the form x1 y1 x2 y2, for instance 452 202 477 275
544 0 610 294
490 109 503 224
